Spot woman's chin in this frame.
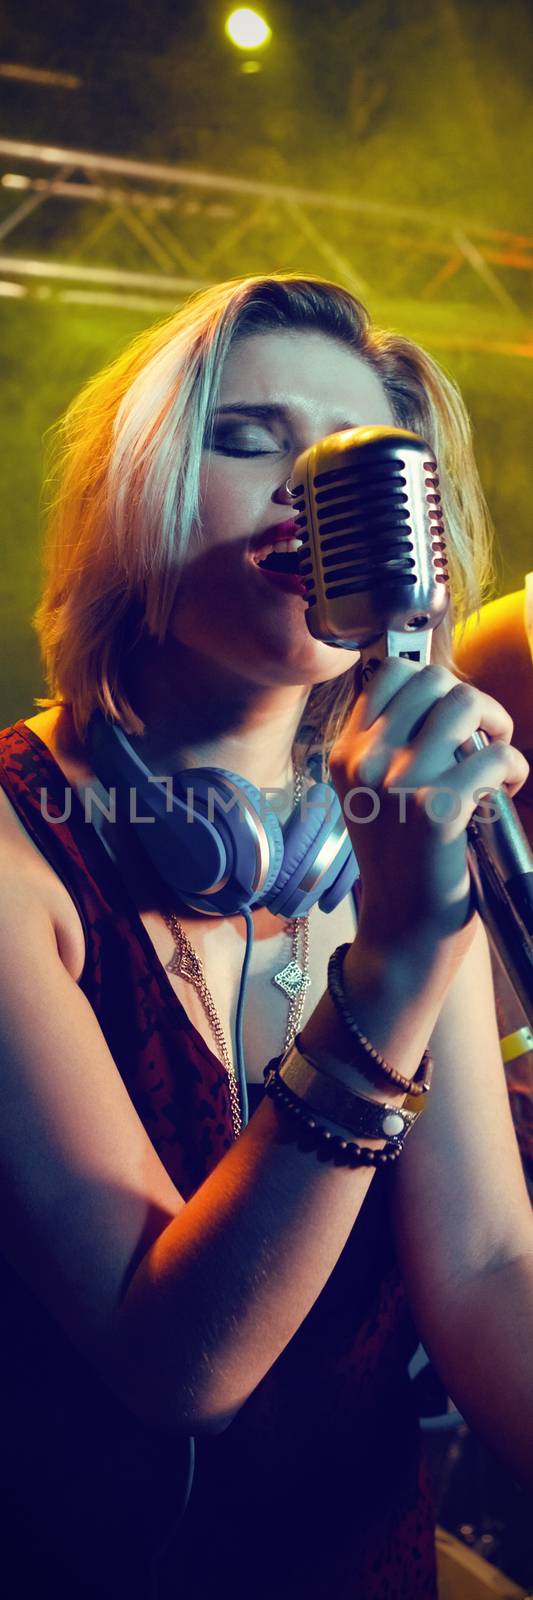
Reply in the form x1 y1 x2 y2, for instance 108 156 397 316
264 626 359 687
292 623 359 683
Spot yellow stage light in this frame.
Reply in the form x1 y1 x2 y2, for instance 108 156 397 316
225 9 272 51
2 173 30 190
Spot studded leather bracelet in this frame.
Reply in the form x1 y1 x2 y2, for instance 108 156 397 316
280 1038 422 1141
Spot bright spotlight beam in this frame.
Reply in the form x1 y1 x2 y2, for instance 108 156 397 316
225 9 272 50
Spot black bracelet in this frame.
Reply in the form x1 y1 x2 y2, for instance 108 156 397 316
263 1060 404 1167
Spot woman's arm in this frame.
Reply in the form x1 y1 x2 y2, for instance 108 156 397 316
0 854 455 1438
1 660 527 1440
392 914 533 1486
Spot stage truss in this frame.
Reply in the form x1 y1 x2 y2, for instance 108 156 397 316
0 137 532 356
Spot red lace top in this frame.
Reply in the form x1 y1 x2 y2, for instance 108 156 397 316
0 721 437 1600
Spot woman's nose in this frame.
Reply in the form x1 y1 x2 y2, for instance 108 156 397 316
271 475 297 507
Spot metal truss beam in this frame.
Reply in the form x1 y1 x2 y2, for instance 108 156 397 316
0 137 531 349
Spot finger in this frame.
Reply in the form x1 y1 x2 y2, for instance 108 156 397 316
380 681 516 790
356 660 514 741
355 656 429 733
413 740 531 838
333 658 439 773
352 673 513 787
349 662 462 770
414 679 514 746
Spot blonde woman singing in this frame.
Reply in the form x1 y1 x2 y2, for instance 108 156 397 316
0 275 532 1599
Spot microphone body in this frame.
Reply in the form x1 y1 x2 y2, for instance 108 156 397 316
291 425 533 1020
291 425 449 656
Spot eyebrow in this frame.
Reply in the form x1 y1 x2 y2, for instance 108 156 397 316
213 403 358 429
214 404 289 421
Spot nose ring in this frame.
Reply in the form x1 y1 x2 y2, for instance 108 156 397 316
285 478 297 497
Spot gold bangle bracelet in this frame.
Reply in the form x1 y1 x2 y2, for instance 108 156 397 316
279 1042 421 1142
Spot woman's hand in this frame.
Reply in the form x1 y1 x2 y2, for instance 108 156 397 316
328 658 529 953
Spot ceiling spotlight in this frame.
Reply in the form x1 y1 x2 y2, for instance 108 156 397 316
0 279 27 296
225 9 272 51
2 172 31 189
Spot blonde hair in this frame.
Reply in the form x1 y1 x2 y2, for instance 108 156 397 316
35 272 494 765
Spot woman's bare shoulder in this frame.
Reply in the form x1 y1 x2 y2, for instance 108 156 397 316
24 707 94 783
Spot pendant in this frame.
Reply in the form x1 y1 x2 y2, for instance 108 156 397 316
165 923 202 982
272 960 311 1001
166 944 202 981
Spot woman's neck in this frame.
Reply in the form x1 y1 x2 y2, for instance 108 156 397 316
124 638 311 795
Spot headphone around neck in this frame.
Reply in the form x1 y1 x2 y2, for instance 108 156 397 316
88 710 359 920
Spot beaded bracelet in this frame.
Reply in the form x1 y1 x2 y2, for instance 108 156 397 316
263 1059 404 1167
327 944 433 1099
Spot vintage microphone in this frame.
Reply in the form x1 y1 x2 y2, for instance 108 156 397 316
290 423 533 1025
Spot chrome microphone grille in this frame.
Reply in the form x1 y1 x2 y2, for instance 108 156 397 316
291 425 450 648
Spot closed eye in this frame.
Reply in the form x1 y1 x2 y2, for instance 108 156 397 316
211 425 285 456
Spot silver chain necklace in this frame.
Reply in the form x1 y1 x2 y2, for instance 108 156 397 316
162 769 311 1139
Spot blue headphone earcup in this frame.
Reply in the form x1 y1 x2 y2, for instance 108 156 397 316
176 768 285 916
88 717 231 898
265 780 358 918
88 714 286 914
318 846 360 914
300 751 360 914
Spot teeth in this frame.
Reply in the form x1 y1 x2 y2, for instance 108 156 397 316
254 537 303 562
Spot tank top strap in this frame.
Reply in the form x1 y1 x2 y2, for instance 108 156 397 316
0 720 236 1194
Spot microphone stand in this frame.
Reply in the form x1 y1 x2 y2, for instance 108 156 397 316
466 819 533 1030
361 629 533 1032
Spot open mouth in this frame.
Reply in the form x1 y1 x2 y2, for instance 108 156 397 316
248 521 307 596
250 546 307 595
255 547 302 575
